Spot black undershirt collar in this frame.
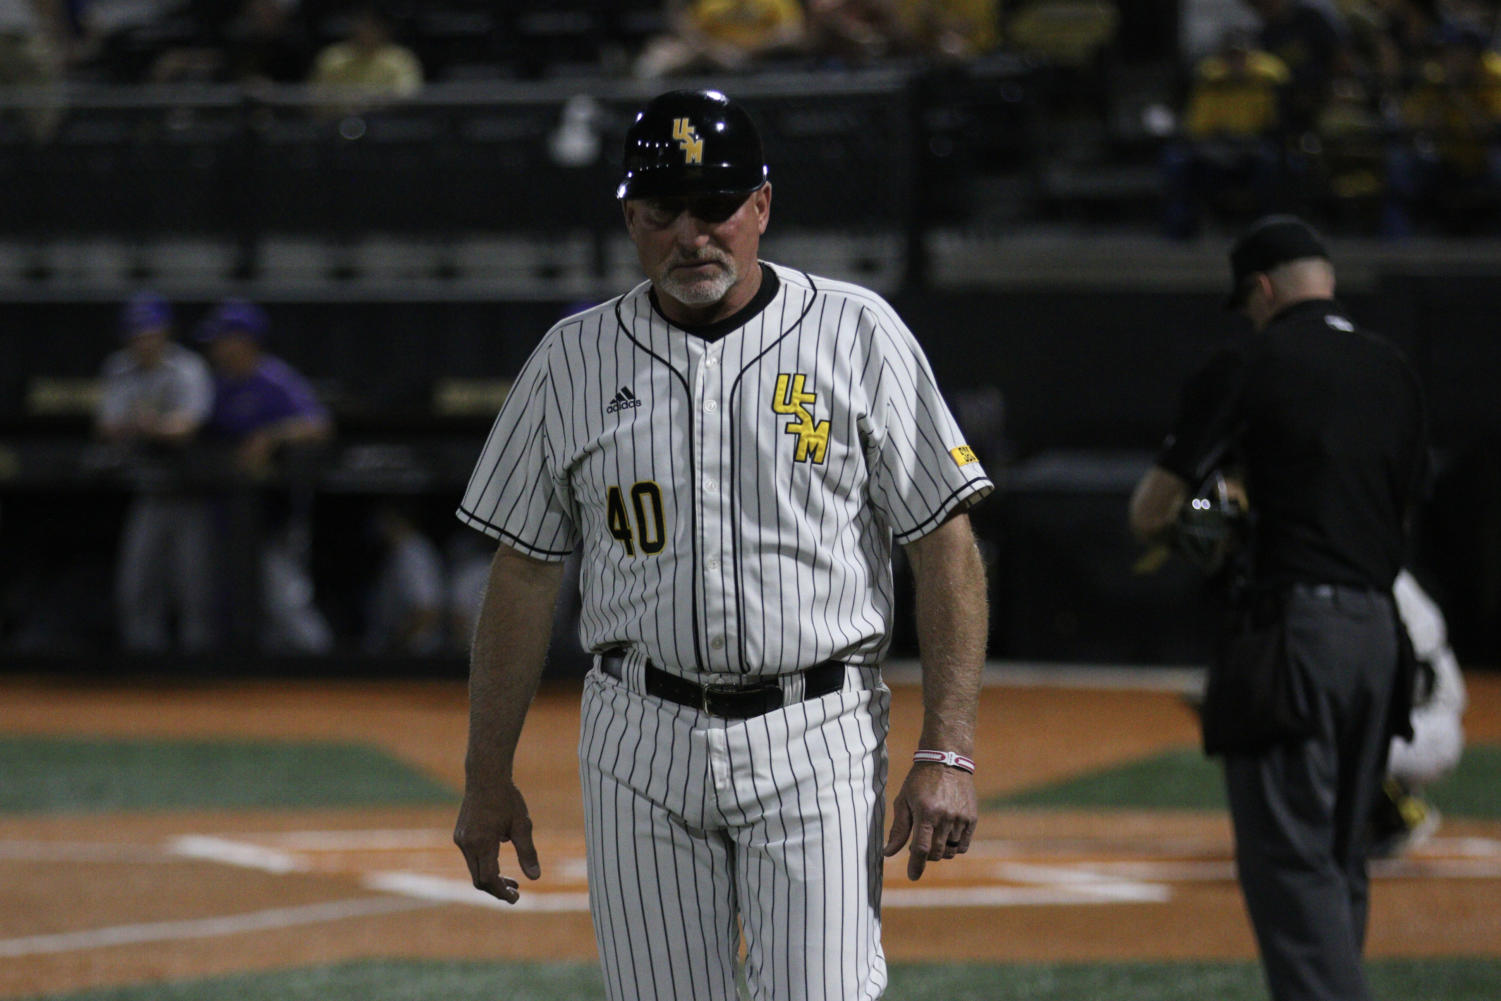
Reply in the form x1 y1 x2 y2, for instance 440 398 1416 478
1267 296 1341 327
649 263 779 342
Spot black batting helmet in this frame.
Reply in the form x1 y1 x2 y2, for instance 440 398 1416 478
616 89 768 201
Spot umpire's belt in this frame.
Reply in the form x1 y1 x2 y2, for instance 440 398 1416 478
598 651 845 719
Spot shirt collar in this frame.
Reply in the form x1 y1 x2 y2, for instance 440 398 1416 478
648 263 779 342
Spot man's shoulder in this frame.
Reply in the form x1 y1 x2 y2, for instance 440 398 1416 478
534 293 636 354
252 354 319 396
766 262 897 318
162 343 211 375
1273 303 1401 355
552 295 629 332
1266 299 1350 334
100 349 135 379
1267 305 1422 395
256 353 304 379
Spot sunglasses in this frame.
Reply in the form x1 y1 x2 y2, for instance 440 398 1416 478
635 193 751 227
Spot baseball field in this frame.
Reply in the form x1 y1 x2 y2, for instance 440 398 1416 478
2 665 1497 1001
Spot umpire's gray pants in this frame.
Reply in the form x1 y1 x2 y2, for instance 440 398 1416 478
1223 584 1398 1001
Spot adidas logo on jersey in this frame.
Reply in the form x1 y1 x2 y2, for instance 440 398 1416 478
606 386 642 413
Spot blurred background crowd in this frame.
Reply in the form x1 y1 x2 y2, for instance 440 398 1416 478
2 0 1500 673
4 1 1501 237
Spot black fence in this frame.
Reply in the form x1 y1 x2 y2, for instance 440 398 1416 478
0 72 941 278
3 72 1500 671
2 280 1499 670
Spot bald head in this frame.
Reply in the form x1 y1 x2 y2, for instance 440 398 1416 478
1244 256 1336 330
1269 257 1335 298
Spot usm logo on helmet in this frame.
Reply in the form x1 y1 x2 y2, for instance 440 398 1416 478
772 374 830 464
672 118 704 164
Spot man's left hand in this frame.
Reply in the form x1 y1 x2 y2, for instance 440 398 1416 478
882 762 978 880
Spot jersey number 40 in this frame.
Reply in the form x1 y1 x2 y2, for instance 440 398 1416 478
607 482 666 557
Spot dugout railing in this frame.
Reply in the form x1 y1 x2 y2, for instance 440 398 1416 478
0 68 995 293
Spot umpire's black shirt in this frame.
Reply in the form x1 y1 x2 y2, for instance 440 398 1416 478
1158 298 1427 590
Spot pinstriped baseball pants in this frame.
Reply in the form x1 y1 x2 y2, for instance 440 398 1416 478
579 668 891 1001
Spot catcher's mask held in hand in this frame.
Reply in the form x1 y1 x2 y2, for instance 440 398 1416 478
1171 470 1248 574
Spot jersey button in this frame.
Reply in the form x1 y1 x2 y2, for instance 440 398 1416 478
706 558 720 571
705 479 718 493
710 637 725 650
704 399 717 412
705 356 718 368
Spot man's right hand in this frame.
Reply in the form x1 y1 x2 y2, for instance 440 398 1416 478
453 780 541 904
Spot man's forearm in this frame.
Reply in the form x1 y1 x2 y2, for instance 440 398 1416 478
464 545 566 783
1129 466 1189 543
906 513 987 755
272 415 333 446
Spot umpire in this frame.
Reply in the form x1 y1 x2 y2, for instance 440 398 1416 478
1130 215 1428 1001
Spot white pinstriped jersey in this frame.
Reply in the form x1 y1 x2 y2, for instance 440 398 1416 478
457 261 992 676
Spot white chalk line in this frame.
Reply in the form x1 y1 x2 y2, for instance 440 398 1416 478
0 841 175 864
168 835 307 874
4 830 1499 956
160 833 1178 914
365 871 592 912
0 896 437 958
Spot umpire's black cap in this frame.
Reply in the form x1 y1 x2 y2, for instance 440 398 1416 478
1225 214 1330 309
616 89 768 201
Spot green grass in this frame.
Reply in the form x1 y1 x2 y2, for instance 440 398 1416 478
1420 744 1501 818
15 958 1501 1001
0 736 456 813
987 748 1227 812
986 744 1501 818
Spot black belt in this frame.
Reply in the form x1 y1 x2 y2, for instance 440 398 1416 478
598 652 845 719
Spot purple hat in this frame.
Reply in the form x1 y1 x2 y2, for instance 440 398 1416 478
120 292 173 338
197 298 269 343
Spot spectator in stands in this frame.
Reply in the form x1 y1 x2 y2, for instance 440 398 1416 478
1308 71 1389 228
95 291 217 654
0 0 67 141
805 0 904 65
73 0 190 82
151 0 312 86
897 0 999 62
1161 28 1291 238
308 2 421 117
364 501 446 655
633 0 807 78
198 298 336 653
1383 19 1501 234
1341 0 1439 101
220 0 311 85
1247 0 1354 136
1004 0 1115 67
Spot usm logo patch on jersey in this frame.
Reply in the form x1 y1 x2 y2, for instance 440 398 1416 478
950 445 979 467
772 373 830 464
672 118 704 164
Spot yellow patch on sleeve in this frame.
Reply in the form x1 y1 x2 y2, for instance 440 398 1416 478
950 445 979 467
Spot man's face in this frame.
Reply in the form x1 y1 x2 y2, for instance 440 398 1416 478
127 329 169 368
1239 273 1276 331
623 184 772 318
207 331 259 378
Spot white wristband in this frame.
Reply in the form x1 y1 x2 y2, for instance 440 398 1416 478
912 749 975 774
